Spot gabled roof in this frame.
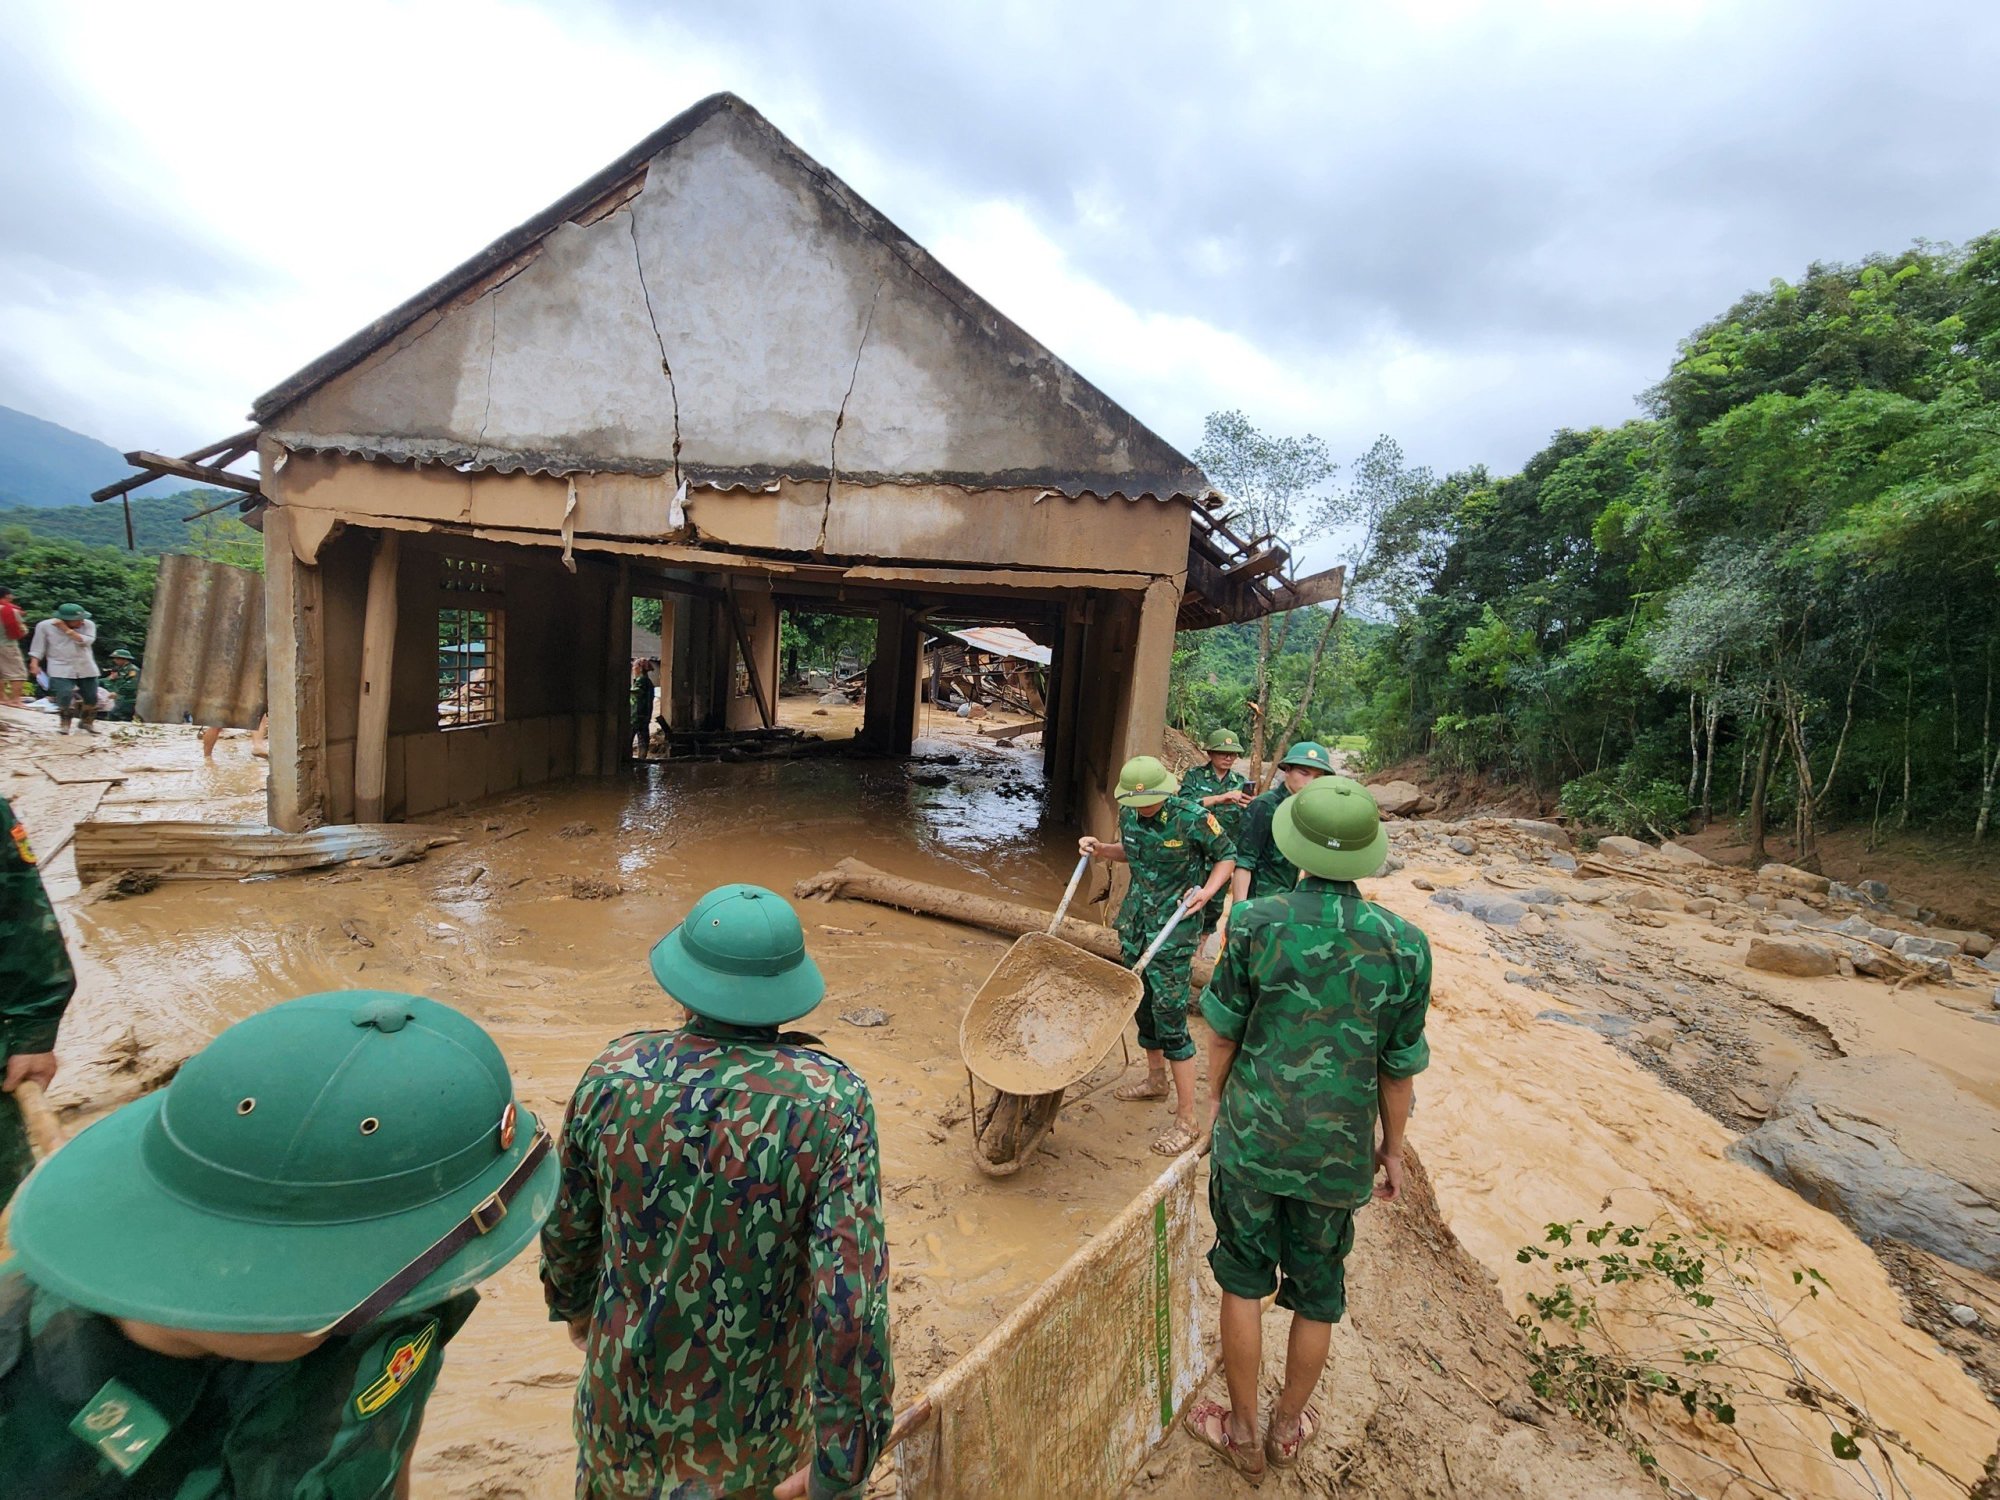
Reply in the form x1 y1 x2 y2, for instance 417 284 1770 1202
252 93 1208 502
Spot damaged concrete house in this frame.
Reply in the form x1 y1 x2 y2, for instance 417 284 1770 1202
121 93 1337 833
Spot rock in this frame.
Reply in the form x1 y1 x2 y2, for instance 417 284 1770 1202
1757 862 1832 895
840 1007 891 1028
1745 937 1839 978
556 821 596 839
1447 836 1477 856
1596 835 1655 860
1565 882 1615 904
1857 879 1890 903
1517 912 1547 936
1774 897 1820 920
1367 779 1425 816
1982 951 2000 974
1684 896 1719 916
1729 1054 2000 1274
1830 915 1900 948
812 708 830 716
1948 1304 1980 1328
1851 949 1900 979
1745 892 1776 911
818 690 851 705
1379 854 1406 876
567 876 623 900
1548 852 1579 873
1411 876 1434 892
1929 928 1995 959
912 772 950 788
1505 819 1572 848
1429 889 1527 926
1889 897 1930 921
1617 888 1676 912
1657 841 1714 868
1892 933 1962 962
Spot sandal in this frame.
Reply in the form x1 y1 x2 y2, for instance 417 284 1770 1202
1264 1403 1319 1468
1114 1077 1170 1102
1183 1397 1266 1482
1151 1120 1201 1157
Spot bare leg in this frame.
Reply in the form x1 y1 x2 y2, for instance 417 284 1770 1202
1271 1315 1332 1444
1114 1048 1169 1100
1169 1054 1198 1134
201 725 223 760
250 714 269 758
1219 1291 1263 1449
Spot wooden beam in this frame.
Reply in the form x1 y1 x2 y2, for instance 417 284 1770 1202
1277 565 1345 610
1222 545 1290 582
353 532 400 823
120 451 262 494
724 579 776 729
91 429 263 503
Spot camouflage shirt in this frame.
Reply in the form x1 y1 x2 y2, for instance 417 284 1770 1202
540 1019 893 1500
1200 878 1432 1208
1234 786 1303 900
1 795 76 1062
1116 796 1235 947
1178 763 1248 845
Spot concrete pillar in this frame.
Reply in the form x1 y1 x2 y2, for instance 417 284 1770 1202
352 532 399 823
724 578 779 731
861 599 918 754
1115 577 1181 775
264 505 327 832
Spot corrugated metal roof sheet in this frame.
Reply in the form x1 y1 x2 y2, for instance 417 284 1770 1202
136 555 267 730
949 626 1051 666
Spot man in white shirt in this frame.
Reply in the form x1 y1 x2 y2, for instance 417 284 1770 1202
26 604 101 735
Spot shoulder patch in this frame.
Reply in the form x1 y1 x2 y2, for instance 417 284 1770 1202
1204 813 1223 836
355 1318 438 1419
9 818 36 866
70 1379 169 1475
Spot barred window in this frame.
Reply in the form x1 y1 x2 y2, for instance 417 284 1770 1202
442 557 503 594
438 608 502 727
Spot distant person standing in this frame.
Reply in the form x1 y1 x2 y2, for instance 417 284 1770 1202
1185 776 1431 1478
0 793 77 1217
631 657 657 758
541 884 893 1500
1230 741 1336 903
0 588 27 707
27 604 101 735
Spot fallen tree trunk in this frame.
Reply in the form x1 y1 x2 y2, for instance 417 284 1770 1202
74 821 458 884
793 858 1218 988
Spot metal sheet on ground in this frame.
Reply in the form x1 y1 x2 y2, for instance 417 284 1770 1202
896 1150 1208 1499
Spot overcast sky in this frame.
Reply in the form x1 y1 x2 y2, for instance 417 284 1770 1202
5 0 1997 495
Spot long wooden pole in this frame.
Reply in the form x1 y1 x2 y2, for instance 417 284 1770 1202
354 531 400 823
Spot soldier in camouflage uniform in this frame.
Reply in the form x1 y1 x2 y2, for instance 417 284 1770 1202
1184 776 1430 1478
0 793 77 1215
1228 740 1336 907
1079 756 1235 1157
1179 730 1251 939
541 883 892 1500
2 989 555 1497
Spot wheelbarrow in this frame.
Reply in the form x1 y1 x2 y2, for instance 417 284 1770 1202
959 857 1196 1176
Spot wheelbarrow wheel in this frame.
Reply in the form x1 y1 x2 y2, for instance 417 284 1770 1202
972 1086 1065 1178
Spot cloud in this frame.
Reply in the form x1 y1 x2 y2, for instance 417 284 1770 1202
3 0 1998 483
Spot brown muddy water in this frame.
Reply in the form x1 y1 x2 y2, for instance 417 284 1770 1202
17 715 1187 1497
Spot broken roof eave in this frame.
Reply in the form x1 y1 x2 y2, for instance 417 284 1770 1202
260 432 1214 505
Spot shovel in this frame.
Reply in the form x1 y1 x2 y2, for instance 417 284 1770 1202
1046 853 1090 934
1131 895 1202 976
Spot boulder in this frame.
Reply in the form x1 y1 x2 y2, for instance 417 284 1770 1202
1858 878 1891 902
1617 888 1676 912
1830 915 1900 949
1428 888 1527 926
1774 896 1820 920
1892 933 1962 962
1757 862 1832 895
1505 819 1572 848
1596 835 1656 861
1447 836 1477 856
1684 896 1719 916
1548 852 1579 873
1981 951 2000 975
1367 780 1425 817
1929 928 1995 959
1745 937 1839 978
1745 892 1776 911
1729 1054 2000 1274
1565 882 1615 904
1513 886 1563 907
1657 841 1714 868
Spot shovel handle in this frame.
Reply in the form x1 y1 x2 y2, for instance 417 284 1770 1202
1133 900 1197 976
1047 854 1091 935
13 1082 64 1162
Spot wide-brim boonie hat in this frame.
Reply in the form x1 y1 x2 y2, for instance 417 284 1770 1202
651 883 825 1026
9 992 556 1333
1273 775 1388 880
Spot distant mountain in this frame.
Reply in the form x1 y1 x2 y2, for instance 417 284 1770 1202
0 403 177 508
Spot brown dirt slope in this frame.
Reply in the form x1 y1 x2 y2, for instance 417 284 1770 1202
1130 1154 1655 1498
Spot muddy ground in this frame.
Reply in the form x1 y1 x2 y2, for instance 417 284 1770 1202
6 707 1998 1498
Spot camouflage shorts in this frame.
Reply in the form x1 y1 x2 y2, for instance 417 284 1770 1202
1207 1165 1356 1324
1121 930 1195 1062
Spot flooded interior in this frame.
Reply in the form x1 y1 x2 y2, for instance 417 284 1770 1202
7 706 1997 1498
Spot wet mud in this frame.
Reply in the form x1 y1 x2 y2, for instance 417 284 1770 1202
6 708 1997 1498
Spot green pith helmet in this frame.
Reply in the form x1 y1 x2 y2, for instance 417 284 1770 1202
10 992 555 1334
56 604 85 622
1277 741 1335 775
1202 729 1244 755
1115 755 1180 809
1273 775 1388 881
651 884 825 1026
110 648 136 661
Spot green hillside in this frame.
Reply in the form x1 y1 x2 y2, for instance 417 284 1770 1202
0 403 177 509
0 490 226 552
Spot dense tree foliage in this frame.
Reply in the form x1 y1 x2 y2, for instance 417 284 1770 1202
1170 613 1382 764
0 528 159 663
1357 236 2000 849
0 490 235 552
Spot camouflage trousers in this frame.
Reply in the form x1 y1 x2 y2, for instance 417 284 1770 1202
1207 1164 1356 1324
1120 926 1196 1063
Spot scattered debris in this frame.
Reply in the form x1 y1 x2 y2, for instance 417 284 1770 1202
567 876 623 900
78 869 161 903
340 918 376 948
557 821 597 840
841 1007 892 1028
73 821 458 883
